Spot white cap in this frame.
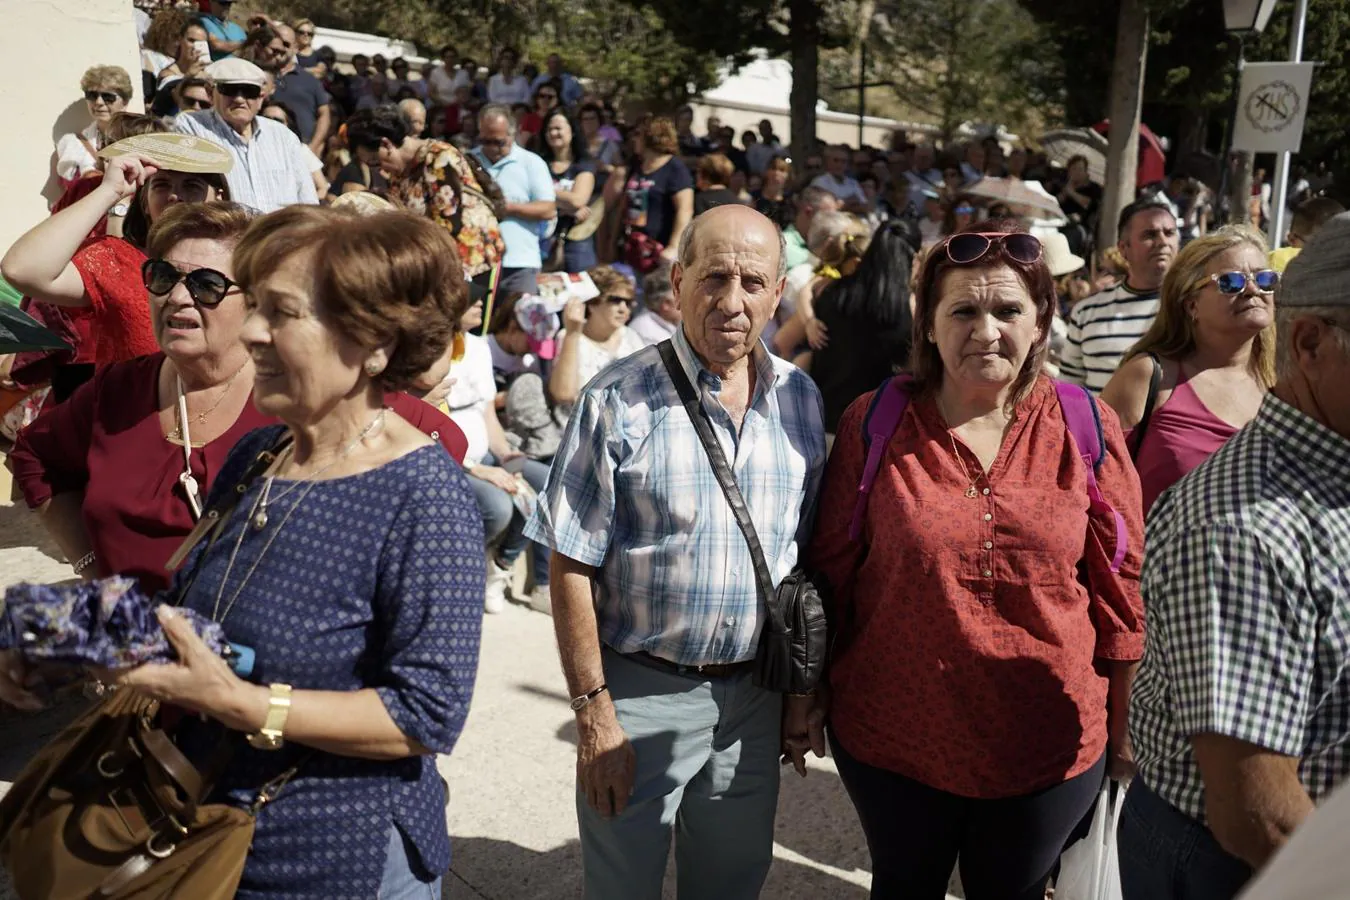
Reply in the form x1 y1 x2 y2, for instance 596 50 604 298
204 57 267 88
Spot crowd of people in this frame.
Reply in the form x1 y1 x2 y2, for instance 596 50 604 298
0 1 1347 898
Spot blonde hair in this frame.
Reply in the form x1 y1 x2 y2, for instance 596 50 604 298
815 215 871 270
1125 225 1276 387
81 65 133 101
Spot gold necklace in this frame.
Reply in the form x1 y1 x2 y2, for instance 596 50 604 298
165 363 248 442
935 396 980 499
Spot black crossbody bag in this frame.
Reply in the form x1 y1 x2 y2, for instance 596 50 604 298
657 340 828 694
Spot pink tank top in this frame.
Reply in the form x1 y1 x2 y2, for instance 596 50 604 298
1129 372 1240 514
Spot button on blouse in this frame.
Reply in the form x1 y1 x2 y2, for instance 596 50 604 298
809 376 1145 799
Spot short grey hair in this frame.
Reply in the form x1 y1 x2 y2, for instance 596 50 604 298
642 264 674 311
477 103 515 136
676 210 789 281
1274 305 1350 378
806 210 851 254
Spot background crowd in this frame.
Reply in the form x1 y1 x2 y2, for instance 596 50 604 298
0 1 1348 899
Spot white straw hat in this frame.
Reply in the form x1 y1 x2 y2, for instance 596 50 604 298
1041 231 1086 278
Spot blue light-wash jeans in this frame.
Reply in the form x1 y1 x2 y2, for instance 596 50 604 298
577 647 783 900
378 825 442 899
1117 777 1253 900
466 453 552 583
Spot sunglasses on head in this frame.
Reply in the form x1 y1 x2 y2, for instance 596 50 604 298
939 232 1043 266
142 259 238 308
84 90 121 104
217 82 262 100
1210 269 1279 295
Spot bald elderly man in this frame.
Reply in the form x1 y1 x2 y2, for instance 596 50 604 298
526 205 826 899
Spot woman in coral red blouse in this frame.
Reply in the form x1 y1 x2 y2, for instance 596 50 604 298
10 202 466 594
796 221 1145 900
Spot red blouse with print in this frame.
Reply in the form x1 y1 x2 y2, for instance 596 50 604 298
10 354 469 595
808 376 1145 799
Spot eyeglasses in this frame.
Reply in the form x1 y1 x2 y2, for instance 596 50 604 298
1210 269 1279 295
939 232 1043 266
181 96 212 110
84 90 121 104
142 259 239 308
217 83 263 100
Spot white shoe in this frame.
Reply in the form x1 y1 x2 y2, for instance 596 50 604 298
485 558 511 614
527 584 552 616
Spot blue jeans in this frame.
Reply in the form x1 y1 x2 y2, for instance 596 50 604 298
1117 777 1252 900
377 825 441 899
466 453 552 583
563 237 597 273
577 647 782 900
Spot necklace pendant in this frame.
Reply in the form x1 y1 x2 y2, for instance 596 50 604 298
965 485 979 499
252 509 269 530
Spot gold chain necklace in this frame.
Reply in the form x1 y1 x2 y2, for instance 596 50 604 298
935 396 980 499
165 363 248 443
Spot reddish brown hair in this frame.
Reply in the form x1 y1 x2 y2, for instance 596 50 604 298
910 219 1057 407
640 117 679 156
697 153 734 186
233 206 468 391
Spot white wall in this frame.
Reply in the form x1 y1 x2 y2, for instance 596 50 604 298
0 0 142 253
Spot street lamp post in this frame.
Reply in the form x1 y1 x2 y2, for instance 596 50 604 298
1219 0 1282 228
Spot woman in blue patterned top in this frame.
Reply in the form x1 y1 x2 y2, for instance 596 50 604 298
115 205 485 899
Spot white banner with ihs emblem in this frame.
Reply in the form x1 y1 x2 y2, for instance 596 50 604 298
1232 62 1317 154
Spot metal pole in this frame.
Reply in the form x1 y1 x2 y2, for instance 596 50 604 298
1268 0 1311 248
858 37 869 147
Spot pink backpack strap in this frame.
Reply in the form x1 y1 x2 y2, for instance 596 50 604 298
1054 381 1128 573
849 375 912 541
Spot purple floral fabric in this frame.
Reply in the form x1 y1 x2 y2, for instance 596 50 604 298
0 576 228 668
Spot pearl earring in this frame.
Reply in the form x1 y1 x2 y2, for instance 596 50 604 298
365 361 382 376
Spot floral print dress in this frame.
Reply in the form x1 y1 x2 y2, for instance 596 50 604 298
391 140 505 279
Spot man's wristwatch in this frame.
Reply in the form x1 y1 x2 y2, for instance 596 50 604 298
247 683 293 750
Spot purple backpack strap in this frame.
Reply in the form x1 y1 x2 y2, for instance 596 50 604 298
849 375 912 541
1054 381 1128 573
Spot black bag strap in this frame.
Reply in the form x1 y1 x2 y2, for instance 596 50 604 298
1129 353 1163 461
656 340 780 629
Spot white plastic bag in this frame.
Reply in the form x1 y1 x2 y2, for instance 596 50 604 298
1056 779 1126 900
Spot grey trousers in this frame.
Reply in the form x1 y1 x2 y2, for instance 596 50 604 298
577 647 783 900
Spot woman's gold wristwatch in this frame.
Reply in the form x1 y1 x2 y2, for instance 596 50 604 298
247 683 293 751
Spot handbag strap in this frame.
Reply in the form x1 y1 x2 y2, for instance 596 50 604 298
656 340 779 629
1129 352 1163 461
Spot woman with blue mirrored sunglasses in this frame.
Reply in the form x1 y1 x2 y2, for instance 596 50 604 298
1101 225 1277 514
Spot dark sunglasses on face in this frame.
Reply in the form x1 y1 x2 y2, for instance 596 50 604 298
593 294 636 308
85 90 121 104
955 205 975 215
181 96 212 110
940 232 1043 266
1210 269 1279 295
297 29 314 36
142 259 238 308
478 138 509 148
217 82 262 100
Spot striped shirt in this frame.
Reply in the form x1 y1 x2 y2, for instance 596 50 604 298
172 110 318 213
524 327 826 666
1060 283 1161 393
1130 393 1350 824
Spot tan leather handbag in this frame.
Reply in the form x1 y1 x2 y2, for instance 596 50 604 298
0 686 303 900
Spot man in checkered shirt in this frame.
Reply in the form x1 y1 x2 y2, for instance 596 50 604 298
1120 213 1350 899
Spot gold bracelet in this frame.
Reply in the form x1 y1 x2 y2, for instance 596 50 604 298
247 683 293 751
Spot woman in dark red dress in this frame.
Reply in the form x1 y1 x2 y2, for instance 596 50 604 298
9 202 466 593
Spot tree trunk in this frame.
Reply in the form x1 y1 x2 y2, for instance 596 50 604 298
1099 0 1149 249
1176 105 1209 159
789 0 821 165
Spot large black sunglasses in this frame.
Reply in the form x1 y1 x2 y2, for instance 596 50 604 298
940 232 1043 266
142 259 238 308
84 90 121 104
217 83 263 100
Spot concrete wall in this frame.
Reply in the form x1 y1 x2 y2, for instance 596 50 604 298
0 0 142 254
